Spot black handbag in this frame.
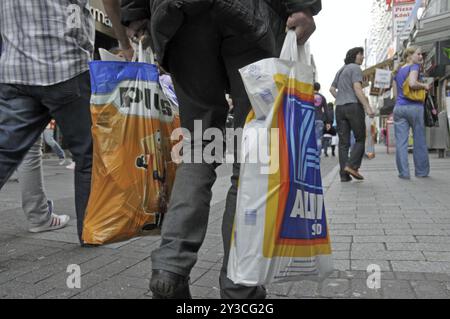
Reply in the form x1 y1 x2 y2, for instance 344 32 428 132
424 94 439 127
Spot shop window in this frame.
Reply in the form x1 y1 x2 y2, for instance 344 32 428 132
424 0 450 17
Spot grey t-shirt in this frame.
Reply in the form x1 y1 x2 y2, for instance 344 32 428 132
332 63 363 106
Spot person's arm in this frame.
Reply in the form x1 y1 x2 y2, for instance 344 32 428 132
321 96 329 123
353 82 374 117
330 86 337 99
121 0 151 41
102 0 134 60
121 0 150 25
282 0 322 15
392 80 398 100
330 69 340 99
408 68 430 90
283 0 321 45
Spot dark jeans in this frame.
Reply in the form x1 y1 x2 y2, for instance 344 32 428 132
322 137 335 155
0 72 93 242
336 103 366 177
151 13 276 299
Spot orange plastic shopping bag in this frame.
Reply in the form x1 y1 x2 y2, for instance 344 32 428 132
82 59 179 245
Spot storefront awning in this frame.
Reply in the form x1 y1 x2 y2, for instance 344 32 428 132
362 59 395 88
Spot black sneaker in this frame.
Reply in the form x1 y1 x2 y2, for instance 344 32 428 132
340 174 352 182
150 270 191 299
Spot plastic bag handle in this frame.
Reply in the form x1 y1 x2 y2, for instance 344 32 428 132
280 30 311 65
132 40 155 64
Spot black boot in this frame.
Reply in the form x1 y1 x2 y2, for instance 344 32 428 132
150 270 192 299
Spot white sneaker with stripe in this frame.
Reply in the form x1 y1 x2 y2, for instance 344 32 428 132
29 200 70 233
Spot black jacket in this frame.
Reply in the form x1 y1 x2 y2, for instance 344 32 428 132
121 0 321 70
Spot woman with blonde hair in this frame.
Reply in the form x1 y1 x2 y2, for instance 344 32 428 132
392 46 431 179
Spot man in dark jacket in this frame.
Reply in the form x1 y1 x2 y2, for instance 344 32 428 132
121 0 322 299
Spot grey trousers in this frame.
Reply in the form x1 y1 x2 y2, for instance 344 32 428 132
17 136 51 227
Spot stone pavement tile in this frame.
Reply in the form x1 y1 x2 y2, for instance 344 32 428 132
351 243 386 251
72 279 148 299
394 272 426 281
351 260 391 272
319 279 350 298
78 254 121 274
190 286 221 299
424 273 450 281
0 242 49 259
105 275 150 291
333 251 350 260
333 260 350 271
380 218 411 224
0 279 53 299
269 280 320 298
114 240 159 254
10 249 100 273
351 250 425 261
409 223 446 229
332 218 382 224
339 271 368 279
410 281 450 299
329 224 356 230
423 252 450 262
353 236 416 243
331 243 351 251
192 269 220 289
381 280 416 299
339 270 395 280
7 237 75 250
384 229 446 236
15 264 67 284
24 231 79 244
112 249 152 260
10 247 63 262
416 236 450 244
386 243 450 252
349 279 382 299
432 218 450 224
330 236 352 243
391 261 450 273
331 229 385 236
0 260 38 284
190 267 211 284
197 249 224 263
355 224 411 230
195 260 217 270
119 260 151 279
90 257 142 279
38 288 80 299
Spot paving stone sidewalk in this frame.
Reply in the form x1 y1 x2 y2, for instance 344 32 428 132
1 147 450 299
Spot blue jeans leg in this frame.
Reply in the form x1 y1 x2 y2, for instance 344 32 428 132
43 129 65 160
394 106 411 178
0 85 51 188
315 120 324 154
411 106 430 177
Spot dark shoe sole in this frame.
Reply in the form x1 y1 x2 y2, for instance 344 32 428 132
344 167 364 180
150 270 191 299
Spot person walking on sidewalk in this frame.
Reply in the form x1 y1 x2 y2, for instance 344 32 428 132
322 123 337 157
121 0 322 299
330 47 375 182
43 120 70 166
392 46 430 179
0 0 94 243
18 137 70 233
313 82 329 154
